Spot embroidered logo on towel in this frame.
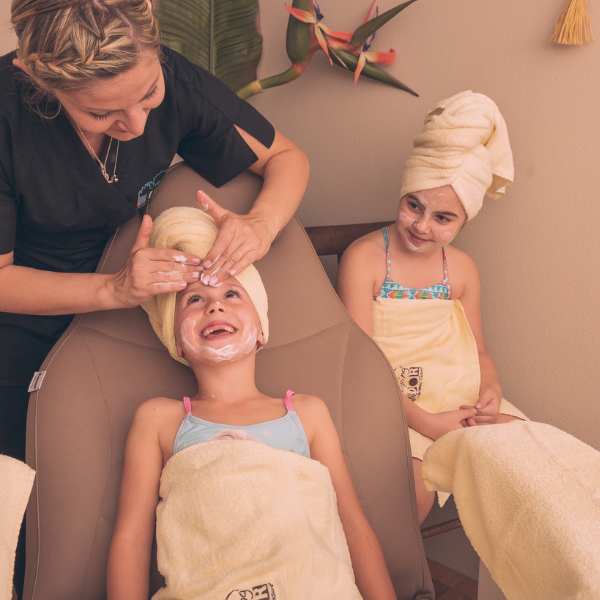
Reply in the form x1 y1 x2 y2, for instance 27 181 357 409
394 366 423 401
225 583 276 600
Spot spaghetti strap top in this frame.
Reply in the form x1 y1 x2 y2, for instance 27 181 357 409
378 227 451 300
173 389 310 457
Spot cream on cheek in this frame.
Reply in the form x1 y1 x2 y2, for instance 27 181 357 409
397 208 415 228
178 312 258 363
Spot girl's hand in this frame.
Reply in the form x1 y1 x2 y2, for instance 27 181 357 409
108 214 202 308
424 407 478 440
462 385 501 426
196 190 276 284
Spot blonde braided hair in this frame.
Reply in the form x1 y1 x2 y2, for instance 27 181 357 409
11 0 160 92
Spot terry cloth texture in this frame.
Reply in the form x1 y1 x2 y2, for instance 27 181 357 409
153 439 362 600
422 421 600 600
399 90 514 220
0 455 35 600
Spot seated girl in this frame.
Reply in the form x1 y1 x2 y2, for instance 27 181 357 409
107 207 395 599
337 91 527 523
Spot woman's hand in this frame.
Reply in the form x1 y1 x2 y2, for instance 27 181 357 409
423 407 478 440
107 214 202 308
196 190 276 284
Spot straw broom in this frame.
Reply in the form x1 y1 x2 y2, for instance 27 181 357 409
552 0 593 45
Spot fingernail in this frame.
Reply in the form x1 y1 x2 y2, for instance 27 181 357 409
229 269 236 276
174 255 187 263
209 275 219 286
192 271 200 279
188 257 202 265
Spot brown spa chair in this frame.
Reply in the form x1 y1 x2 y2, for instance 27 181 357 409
23 163 434 600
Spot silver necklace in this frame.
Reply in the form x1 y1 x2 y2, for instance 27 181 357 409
75 122 120 183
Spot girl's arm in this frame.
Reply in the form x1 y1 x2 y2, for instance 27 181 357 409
198 128 310 281
306 396 396 599
107 400 164 600
337 237 380 336
459 255 503 422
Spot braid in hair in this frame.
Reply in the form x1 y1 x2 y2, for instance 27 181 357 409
11 0 160 92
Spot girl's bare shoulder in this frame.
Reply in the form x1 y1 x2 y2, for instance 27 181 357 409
288 393 331 440
445 245 479 297
132 396 183 431
343 228 386 263
339 228 387 292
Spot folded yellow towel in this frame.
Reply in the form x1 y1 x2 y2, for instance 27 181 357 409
142 207 269 365
0 455 35 600
400 90 514 220
422 421 600 599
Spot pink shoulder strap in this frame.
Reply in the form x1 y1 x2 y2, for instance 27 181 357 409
283 389 295 412
182 396 192 415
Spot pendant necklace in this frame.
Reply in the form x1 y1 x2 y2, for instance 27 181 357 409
74 122 120 184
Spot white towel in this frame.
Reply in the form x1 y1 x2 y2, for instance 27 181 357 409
153 439 362 600
0 455 35 600
400 90 514 220
422 421 600 599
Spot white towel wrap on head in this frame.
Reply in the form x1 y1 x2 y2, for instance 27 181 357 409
142 207 269 366
399 90 514 220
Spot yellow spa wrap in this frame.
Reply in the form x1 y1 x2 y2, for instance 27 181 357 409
372 297 526 506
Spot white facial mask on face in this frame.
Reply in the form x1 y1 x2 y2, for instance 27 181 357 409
179 313 259 364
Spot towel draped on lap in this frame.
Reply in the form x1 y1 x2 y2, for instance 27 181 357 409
373 298 526 506
422 421 600 600
153 440 362 600
0 455 35 600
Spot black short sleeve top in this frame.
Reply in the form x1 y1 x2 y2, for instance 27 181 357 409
0 46 274 275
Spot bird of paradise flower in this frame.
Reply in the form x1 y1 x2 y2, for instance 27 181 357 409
236 0 418 99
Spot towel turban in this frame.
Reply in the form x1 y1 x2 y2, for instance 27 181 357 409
142 207 269 366
399 90 514 220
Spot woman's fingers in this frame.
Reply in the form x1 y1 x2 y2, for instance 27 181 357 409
150 280 189 293
130 214 153 254
196 190 229 222
144 248 202 266
202 225 236 270
153 270 200 284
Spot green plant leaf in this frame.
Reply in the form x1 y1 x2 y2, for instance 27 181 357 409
331 48 418 96
156 0 262 91
286 0 315 63
350 0 418 48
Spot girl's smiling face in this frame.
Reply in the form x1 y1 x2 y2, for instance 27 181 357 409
174 277 263 365
396 185 467 253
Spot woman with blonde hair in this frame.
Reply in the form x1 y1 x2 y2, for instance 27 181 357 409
1 1 308 592
0 0 309 462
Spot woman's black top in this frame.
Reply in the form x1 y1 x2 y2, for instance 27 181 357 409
0 46 274 385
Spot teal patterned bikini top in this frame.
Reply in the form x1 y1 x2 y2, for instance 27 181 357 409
378 227 451 300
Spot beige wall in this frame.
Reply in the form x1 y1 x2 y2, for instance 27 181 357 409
2 1 598 449
251 0 600 449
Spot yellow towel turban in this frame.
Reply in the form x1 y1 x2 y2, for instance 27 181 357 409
399 90 514 220
142 207 269 366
